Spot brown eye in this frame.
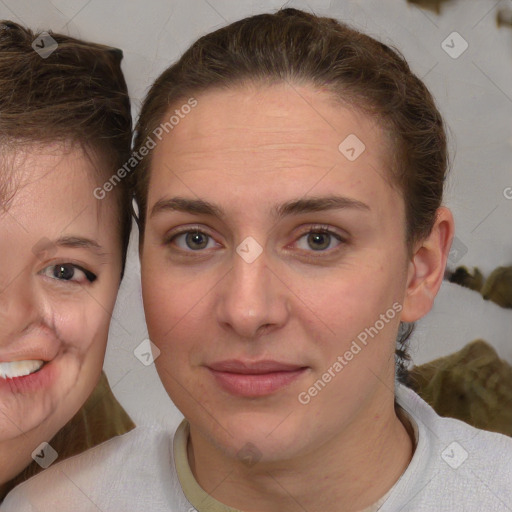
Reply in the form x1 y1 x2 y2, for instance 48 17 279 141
167 230 217 251
295 229 343 253
307 232 331 251
185 231 209 250
41 263 97 283
53 264 75 280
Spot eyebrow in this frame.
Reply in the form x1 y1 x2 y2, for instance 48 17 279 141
54 236 106 256
32 235 108 262
150 195 370 220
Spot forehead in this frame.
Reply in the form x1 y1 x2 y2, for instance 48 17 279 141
149 83 398 214
158 83 389 161
0 143 118 236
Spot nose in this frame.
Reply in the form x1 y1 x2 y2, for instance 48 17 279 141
0 269 41 344
215 248 290 340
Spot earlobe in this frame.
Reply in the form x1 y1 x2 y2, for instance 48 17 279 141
401 207 455 323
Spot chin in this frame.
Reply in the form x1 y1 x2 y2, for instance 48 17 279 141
0 405 50 441
193 405 306 461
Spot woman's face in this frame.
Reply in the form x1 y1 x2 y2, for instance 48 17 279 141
0 143 122 444
141 83 414 462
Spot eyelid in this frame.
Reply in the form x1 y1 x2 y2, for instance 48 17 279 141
289 224 348 255
163 225 217 245
163 224 348 255
73 264 97 282
295 224 347 242
39 262 97 283
302 224 344 235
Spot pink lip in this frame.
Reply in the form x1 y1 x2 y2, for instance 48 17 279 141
0 360 57 394
207 360 307 397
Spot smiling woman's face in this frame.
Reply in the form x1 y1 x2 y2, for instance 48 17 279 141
141 83 414 462
0 143 122 444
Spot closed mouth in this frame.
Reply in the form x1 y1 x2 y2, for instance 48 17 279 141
206 360 309 397
207 360 306 374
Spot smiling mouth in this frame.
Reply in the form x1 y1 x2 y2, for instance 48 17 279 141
0 360 46 380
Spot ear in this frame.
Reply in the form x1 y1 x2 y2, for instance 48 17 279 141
401 207 455 322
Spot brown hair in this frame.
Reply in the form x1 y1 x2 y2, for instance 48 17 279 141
0 20 132 274
132 8 451 377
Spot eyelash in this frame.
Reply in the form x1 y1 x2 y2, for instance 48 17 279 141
164 224 346 255
39 263 97 284
296 225 345 250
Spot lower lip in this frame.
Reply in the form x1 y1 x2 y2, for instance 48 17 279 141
208 368 307 397
0 361 57 394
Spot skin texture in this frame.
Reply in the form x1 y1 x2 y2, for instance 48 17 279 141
0 143 122 485
141 82 454 511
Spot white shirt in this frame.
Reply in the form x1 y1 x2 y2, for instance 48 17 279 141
2 383 512 511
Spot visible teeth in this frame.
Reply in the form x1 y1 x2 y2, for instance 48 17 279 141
0 360 44 379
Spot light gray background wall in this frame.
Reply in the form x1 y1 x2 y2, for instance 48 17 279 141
1 0 511 429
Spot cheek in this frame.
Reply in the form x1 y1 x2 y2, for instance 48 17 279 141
294 255 406 369
300 262 397 325
142 271 172 342
141 251 200 344
50 295 114 357
143 279 205 359
142 269 217 394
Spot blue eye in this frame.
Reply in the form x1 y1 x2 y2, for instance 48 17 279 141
41 263 97 283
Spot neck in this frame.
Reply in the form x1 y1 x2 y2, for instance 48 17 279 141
188 393 414 512
0 433 39 496
0 411 61 499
